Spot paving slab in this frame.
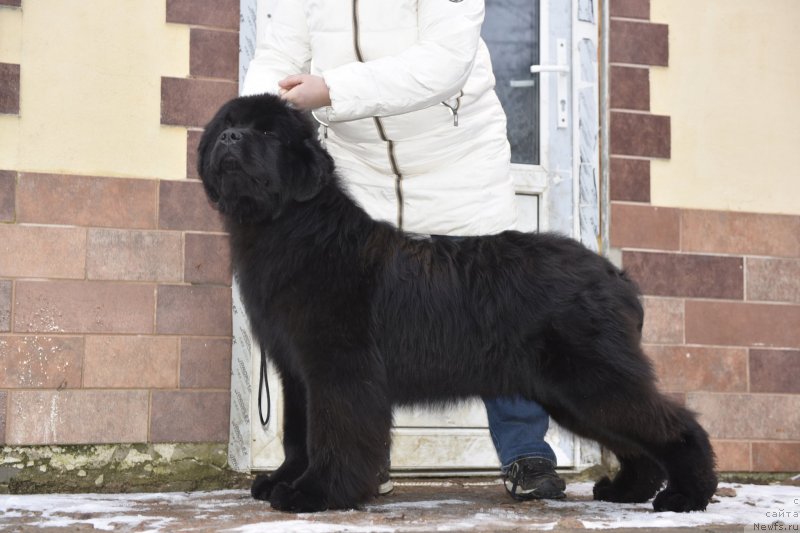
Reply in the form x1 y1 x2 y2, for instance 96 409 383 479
1 479 799 532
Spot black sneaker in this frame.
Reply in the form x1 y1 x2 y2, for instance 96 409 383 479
503 458 566 501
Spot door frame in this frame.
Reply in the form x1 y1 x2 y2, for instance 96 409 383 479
228 0 604 474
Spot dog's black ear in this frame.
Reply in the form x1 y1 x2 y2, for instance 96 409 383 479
288 138 333 202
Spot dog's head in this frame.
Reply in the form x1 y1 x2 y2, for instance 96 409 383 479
197 93 333 222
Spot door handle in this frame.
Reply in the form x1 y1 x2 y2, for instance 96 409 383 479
509 39 569 129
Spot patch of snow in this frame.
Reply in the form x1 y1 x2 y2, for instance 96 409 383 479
367 499 473 511
227 520 396 533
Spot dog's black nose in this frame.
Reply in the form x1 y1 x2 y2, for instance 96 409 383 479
219 128 245 146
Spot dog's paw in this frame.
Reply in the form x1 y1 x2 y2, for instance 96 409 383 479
251 473 278 501
592 476 619 501
652 487 708 512
593 475 661 504
270 481 328 513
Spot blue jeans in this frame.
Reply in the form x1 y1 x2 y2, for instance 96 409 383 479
483 396 557 472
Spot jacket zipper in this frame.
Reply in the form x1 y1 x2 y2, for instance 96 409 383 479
352 0 404 230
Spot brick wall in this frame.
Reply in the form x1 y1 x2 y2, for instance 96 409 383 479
0 0 240 446
609 0 800 472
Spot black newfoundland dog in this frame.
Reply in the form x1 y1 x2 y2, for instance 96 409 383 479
198 94 717 513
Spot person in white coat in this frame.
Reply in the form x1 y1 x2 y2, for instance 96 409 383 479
243 0 566 500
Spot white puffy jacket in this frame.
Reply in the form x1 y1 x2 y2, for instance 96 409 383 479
242 0 517 236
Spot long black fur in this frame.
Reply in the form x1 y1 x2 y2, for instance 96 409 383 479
198 94 718 513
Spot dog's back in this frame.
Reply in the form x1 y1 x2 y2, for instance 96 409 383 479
373 230 644 405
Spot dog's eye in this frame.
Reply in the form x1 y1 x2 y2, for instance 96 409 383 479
262 131 277 137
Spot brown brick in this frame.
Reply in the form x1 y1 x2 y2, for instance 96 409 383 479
180 337 231 389
610 19 668 66
623 251 743 299
610 203 679 250
0 391 5 444
14 280 155 334
0 170 15 221
747 258 800 304
710 440 750 472
150 390 230 442
610 0 650 20
161 77 237 128
191 29 239 80
750 349 800 394
752 442 800 472
156 285 231 336
682 210 800 258
610 66 649 111
185 233 231 285
687 392 800 440
84 336 179 388
609 157 650 203
0 280 10 332
641 297 683 344
17 173 157 229
610 111 670 158
166 0 239 30
0 335 83 388
0 225 86 279
0 63 20 114
686 301 800 349
187 130 203 180
159 180 225 232
6 390 149 445
87 229 182 282
647 345 747 393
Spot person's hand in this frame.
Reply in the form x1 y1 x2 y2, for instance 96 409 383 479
278 74 332 110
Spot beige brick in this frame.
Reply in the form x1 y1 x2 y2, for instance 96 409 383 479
0 335 83 388
710 440 751 472
647 345 747 393
87 229 182 282
14 280 155 334
641 296 683 344
17 173 157 229
687 393 800 440
624 251 743 299
180 337 231 389
747 257 800 304
686 301 800 349
150 390 230 442
752 442 800 472
84 336 179 388
749 349 800 394
0 280 10 332
0 391 6 444
158 180 225 233
6 390 149 445
610 203 679 250
682 210 800 258
0 170 14 222
0 225 86 279
184 233 231 285
156 285 231 336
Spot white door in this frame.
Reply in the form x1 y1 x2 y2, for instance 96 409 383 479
230 0 601 474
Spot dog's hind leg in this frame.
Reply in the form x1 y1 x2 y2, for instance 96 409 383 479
541 380 717 512
269 352 392 512
648 403 718 512
593 454 666 503
251 371 309 501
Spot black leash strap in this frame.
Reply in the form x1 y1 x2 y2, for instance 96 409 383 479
257 346 271 427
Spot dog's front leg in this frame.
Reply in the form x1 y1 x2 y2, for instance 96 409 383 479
269 356 392 512
251 371 309 501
